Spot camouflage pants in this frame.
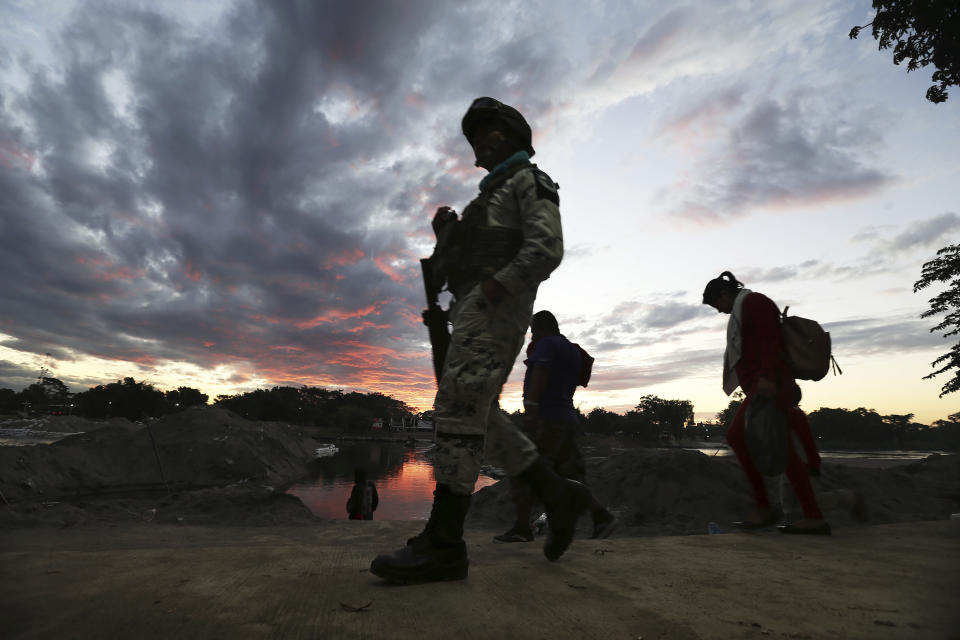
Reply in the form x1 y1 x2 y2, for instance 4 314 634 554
432 283 540 495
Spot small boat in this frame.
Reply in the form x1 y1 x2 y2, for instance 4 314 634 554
314 444 339 459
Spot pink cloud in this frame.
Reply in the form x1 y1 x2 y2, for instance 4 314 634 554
374 254 406 284
295 304 381 329
98 265 145 281
0 141 36 171
324 248 364 268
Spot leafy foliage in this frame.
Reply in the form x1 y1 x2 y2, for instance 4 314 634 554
0 374 416 428
582 397 693 442
715 391 745 427
164 386 208 410
808 407 959 450
808 407 895 445
74 377 166 420
0 376 209 419
583 407 626 435
0 388 16 413
214 386 415 428
913 243 960 396
849 0 960 103
629 394 694 442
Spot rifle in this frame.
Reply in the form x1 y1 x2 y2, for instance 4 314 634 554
421 256 450 385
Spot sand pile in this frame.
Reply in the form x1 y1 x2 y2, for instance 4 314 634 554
0 406 323 504
467 449 960 534
3 412 958 533
0 484 316 528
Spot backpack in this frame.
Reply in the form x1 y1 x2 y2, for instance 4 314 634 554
780 306 842 382
573 343 594 387
346 486 361 515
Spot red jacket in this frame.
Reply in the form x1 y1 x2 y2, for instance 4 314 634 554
735 292 800 406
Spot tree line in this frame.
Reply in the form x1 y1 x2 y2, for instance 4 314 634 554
2 377 957 450
0 376 415 429
213 386 415 430
0 376 209 421
706 393 960 451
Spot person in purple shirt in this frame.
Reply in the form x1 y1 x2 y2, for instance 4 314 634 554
494 310 618 543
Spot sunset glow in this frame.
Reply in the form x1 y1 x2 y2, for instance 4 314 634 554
0 1 957 424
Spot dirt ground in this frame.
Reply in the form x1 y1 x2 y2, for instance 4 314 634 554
2 408 959 638
1 519 957 640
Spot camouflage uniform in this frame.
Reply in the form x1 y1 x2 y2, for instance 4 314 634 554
433 160 563 495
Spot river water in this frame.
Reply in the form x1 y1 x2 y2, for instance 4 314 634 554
689 445 945 468
286 441 498 521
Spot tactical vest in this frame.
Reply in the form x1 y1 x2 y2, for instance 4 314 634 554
437 162 529 298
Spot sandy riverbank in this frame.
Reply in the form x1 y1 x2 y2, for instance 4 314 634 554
1 407 958 534
2 407 959 638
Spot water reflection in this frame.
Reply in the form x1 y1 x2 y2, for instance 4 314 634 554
286 442 497 520
685 446 944 469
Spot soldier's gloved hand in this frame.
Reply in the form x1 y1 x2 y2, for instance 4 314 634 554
432 206 457 236
481 277 508 305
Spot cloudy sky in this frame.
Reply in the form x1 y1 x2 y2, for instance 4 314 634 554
1 0 957 423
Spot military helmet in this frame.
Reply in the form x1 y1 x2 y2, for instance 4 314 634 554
461 97 535 157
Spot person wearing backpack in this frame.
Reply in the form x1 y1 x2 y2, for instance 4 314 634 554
702 272 830 535
493 310 617 544
347 467 379 520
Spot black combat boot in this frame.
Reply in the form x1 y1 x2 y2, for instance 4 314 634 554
370 484 471 584
517 457 590 561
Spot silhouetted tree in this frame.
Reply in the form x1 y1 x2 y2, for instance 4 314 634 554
808 407 896 446
933 411 960 426
0 388 18 413
214 385 414 427
913 243 960 396
14 376 72 413
883 412 917 448
715 391 745 427
337 405 375 431
164 387 208 412
74 377 165 420
932 412 960 445
583 408 625 435
16 384 50 410
635 395 694 442
850 0 960 103
624 395 694 443
39 377 72 403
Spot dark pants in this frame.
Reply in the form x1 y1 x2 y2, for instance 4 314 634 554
510 417 585 502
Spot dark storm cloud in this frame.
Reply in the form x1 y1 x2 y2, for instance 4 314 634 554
735 261 822 285
729 213 960 289
568 296 712 354
656 83 746 140
887 212 959 252
585 348 719 392
0 360 37 391
660 94 893 221
583 314 946 397
0 0 572 399
826 314 945 357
